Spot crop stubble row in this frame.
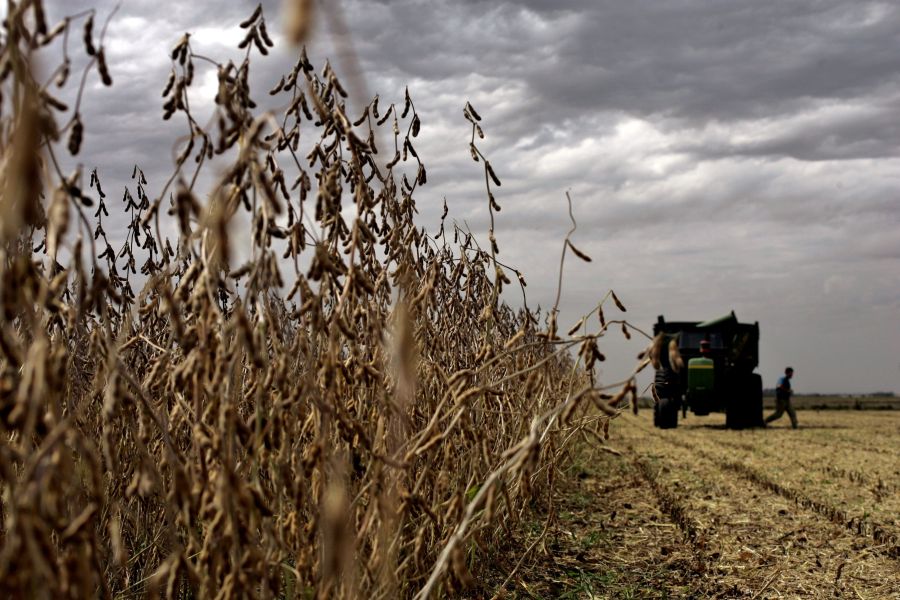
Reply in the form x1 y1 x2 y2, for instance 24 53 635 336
668 417 900 540
645 421 900 561
605 413 900 598
686 432 900 511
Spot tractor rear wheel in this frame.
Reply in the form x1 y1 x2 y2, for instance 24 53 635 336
748 373 764 427
726 374 764 429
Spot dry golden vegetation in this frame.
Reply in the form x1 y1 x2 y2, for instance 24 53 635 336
0 2 644 598
491 410 900 599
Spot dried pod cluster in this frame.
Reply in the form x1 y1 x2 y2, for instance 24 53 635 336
0 3 643 598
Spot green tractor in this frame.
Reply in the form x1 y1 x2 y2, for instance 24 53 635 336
652 311 764 429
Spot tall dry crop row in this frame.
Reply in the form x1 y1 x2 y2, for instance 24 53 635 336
0 3 641 598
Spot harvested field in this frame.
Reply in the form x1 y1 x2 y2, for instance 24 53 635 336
482 410 900 599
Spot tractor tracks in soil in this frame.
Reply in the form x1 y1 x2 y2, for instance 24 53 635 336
644 423 900 562
623 440 735 597
716 459 900 560
691 435 900 498
615 414 900 598
669 425 900 554
796 435 900 458
482 412 900 598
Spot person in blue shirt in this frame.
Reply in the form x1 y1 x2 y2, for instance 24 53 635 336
765 367 797 429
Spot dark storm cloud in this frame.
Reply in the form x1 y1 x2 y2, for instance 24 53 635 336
348 1 900 126
534 2 900 120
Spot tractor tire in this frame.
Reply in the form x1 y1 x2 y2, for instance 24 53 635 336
748 373 764 427
725 382 744 429
726 374 764 429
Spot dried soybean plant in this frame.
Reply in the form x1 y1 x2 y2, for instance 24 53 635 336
0 2 644 598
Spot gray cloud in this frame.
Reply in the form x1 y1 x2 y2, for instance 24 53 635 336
40 0 900 394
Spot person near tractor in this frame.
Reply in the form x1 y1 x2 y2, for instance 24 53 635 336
765 367 797 429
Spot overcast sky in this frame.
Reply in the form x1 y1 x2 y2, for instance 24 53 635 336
42 0 900 394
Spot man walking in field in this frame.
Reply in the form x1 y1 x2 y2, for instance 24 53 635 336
765 367 797 429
